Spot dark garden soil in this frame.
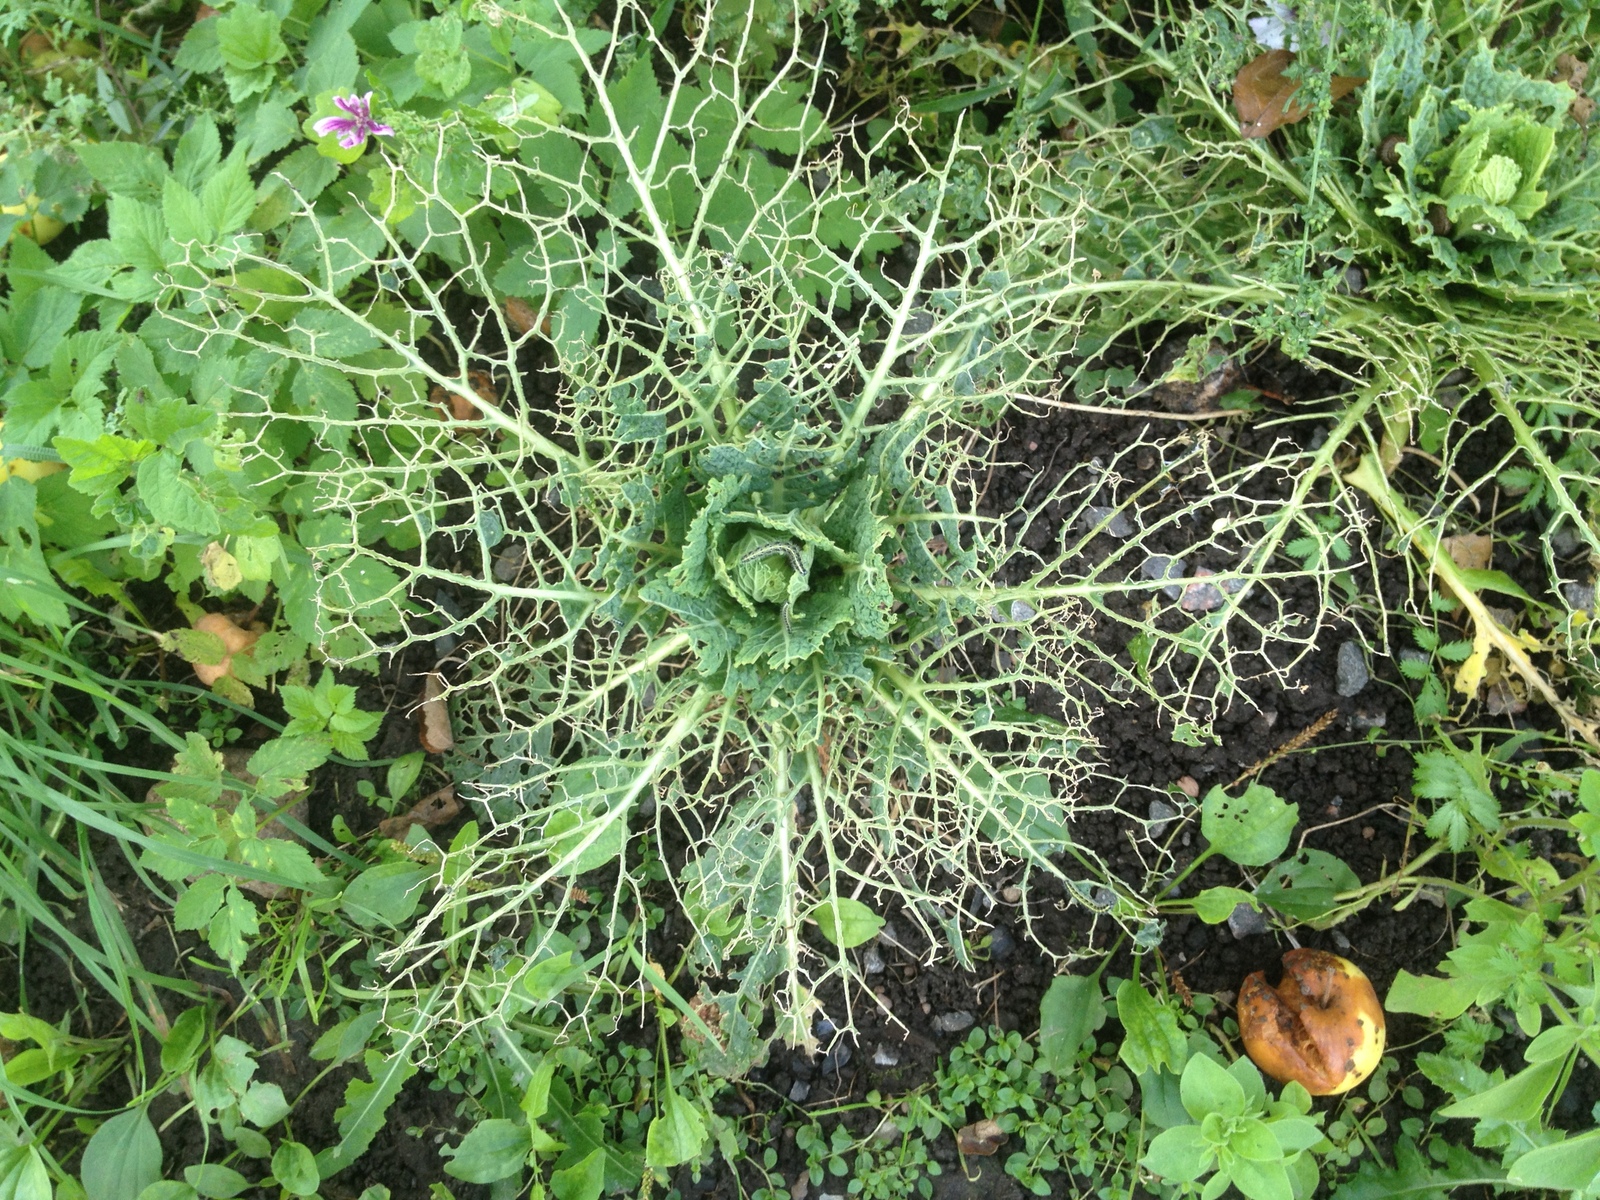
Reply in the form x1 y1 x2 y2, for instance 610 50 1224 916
681 375 1578 1197
8 373 1575 1200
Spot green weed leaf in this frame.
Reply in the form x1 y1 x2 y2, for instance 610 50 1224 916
136 453 219 536
269 1143 318 1197
1193 886 1257 924
183 1164 248 1199
341 861 430 928
1142 1124 1212 1183
413 14 471 98
549 1149 604 1200
80 1110 162 1200
1116 979 1186 1076
1038 974 1105 1073
1200 784 1297 866
1385 970 1477 1021
1508 1128 1600 1191
1180 1052 1246 1121
1255 849 1359 921
316 1045 421 1178
810 897 883 949
160 1007 207 1074
1438 1056 1562 1121
645 1083 707 1169
443 1119 531 1184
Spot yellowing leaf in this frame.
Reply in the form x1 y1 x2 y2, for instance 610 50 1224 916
201 541 243 591
1454 645 1487 697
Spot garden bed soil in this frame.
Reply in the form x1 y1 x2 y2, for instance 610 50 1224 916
8 383 1572 1199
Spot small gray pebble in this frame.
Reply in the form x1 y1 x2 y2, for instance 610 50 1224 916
1564 583 1595 611
789 1080 811 1102
815 1017 838 1039
932 1010 975 1034
820 1042 852 1074
987 926 1015 960
1551 524 1583 558
1082 506 1135 539
1180 570 1226 613
1148 798 1178 839
1350 709 1387 731
863 945 885 975
872 1046 900 1067
1009 599 1037 622
1227 903 1269 939
1335 640 1370 696
1399 647 1430 666
491 540 526 582
1141 555 1188 600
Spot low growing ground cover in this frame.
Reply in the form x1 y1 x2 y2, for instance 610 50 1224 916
3 0 1600 1197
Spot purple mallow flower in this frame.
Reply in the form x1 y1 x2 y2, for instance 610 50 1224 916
313 92 395 150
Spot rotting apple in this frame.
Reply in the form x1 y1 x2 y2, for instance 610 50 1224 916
1239 948 1385 1095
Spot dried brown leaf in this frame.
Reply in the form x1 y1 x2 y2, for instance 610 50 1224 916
1441 533 1493 573
377 785 459 839
418 673 454 753
1234 50 1364 139
431 370 498 423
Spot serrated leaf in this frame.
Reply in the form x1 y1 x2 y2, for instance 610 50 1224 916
162 177 213 245
136 453 219 535
216 4 286 72
1116 979 1186 1076
645 1083 706 1169
202 158 258 237
414 14 471 97
315 1044 421 1178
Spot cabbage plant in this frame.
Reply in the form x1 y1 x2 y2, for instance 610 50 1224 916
112 0 1158 1062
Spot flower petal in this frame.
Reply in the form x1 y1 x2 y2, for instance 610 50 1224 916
314 116 356 137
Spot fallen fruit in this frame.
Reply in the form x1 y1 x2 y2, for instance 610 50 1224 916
1239 948 1385 1095
1 194 66 245
188 612 261 686
0 457 65 484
